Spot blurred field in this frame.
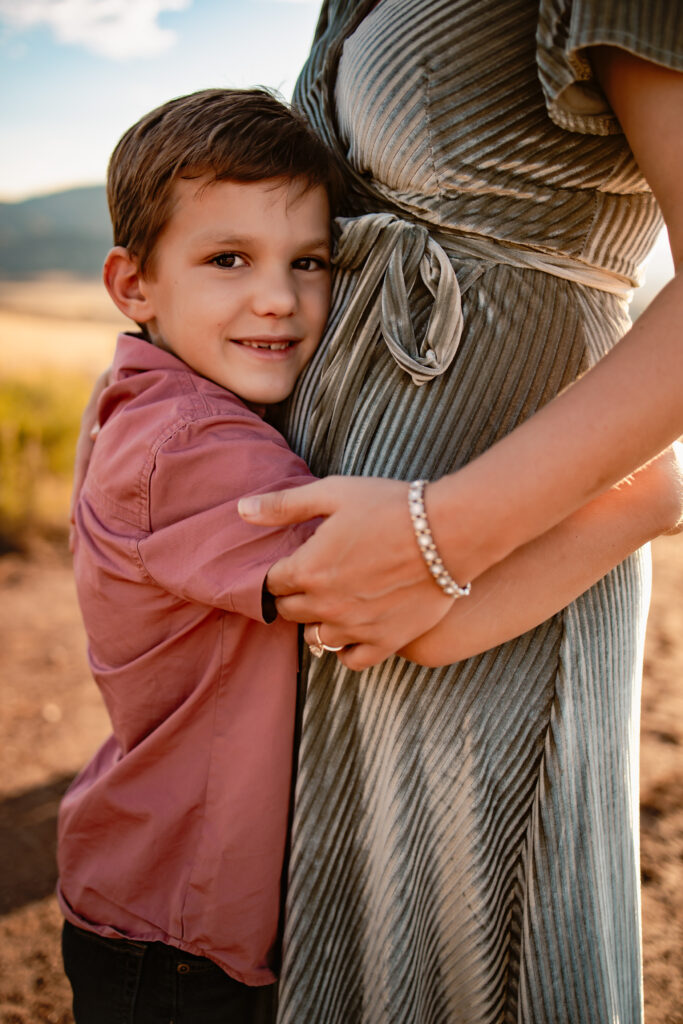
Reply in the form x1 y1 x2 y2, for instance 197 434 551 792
0 276 124 550
0 275 123 378
0 277 681 1023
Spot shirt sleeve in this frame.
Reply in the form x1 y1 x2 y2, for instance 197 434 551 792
136 409 316 623
536 0 683 135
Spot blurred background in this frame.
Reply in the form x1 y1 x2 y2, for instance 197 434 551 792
0 3 680 1022
0 0 323 556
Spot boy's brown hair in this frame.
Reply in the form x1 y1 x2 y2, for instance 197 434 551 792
107 87 341 275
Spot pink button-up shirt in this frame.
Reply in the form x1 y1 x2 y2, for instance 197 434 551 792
58 334 316 986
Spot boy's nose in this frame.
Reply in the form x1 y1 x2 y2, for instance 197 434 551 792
251 267 298 317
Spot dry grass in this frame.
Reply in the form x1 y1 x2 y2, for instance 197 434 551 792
0 276 126 548
0 275 124 379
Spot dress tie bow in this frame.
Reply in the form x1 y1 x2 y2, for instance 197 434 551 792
333 212 464 385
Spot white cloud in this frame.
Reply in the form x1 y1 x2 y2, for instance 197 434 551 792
0 0 190 59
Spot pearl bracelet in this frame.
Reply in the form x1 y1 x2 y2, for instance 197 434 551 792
408 480 471 599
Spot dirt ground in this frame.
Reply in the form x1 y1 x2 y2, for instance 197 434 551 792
0 536 681 1024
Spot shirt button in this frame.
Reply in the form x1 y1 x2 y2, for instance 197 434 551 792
177 963 191 974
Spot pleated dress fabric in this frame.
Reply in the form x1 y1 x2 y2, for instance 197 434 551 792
275 2 682 1022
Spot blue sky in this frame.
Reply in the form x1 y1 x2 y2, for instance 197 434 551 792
0 0 322 200
0 0 673 293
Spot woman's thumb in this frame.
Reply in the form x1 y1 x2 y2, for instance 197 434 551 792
238 480 328 525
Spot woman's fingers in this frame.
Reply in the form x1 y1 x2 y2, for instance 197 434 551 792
264 476 420 596
241 478 347 597
287 576 454 650
274 593 313 621
266 553 314 600
301 621 398 672
338 643 398 671
254 474 459 656
302 622 347 656
244 475 420 592
238 477 338 526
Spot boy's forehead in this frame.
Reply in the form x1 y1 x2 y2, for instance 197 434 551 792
172 174 328 210
166 175 331 243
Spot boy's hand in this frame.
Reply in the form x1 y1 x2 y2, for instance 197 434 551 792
69 368 110 551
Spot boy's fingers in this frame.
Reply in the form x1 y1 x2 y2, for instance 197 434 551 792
69 368 109 535
69 433 97 525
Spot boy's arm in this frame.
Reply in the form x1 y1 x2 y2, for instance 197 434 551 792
397 446 682 667
136 408 317 622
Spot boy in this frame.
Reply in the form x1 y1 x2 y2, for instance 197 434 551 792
57 88 337 1024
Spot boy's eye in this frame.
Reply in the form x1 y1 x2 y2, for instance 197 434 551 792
292 256 328 272
211 253 246 269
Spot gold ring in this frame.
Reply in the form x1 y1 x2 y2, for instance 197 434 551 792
316 623 344 652
308 623 344 658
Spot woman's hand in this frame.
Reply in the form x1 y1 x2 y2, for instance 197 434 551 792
242 443 682 672
69 368 110 551
400 443 683 667
238 475 457 669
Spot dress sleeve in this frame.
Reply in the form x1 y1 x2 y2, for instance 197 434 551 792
137 411 316 623
536 0 683 135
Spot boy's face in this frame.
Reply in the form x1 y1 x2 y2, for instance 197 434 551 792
139 176 331 405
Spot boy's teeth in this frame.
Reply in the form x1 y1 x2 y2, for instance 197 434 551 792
240 340 292 350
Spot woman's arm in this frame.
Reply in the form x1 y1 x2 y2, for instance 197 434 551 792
395 445 682 668
428 47 683 583
238 48 683 668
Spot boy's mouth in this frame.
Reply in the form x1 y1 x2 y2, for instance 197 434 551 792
233 337 298 351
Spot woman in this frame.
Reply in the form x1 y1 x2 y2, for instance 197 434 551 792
72 1 681 1019
237 1 683 1021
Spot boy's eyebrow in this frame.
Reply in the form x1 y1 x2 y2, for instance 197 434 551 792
299 238 332 252
198 234 331 251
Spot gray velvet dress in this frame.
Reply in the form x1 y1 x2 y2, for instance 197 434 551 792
276 2 682 1020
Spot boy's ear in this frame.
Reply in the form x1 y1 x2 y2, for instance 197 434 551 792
103 246 155 323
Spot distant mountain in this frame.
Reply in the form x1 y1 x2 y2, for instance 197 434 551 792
0 185 112 279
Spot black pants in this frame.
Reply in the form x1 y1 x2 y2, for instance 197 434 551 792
62 921 277 1024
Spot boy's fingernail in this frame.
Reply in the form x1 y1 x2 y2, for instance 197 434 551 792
238 497 261 518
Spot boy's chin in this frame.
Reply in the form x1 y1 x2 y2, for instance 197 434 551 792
232 387 293 412
230 379 301 408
